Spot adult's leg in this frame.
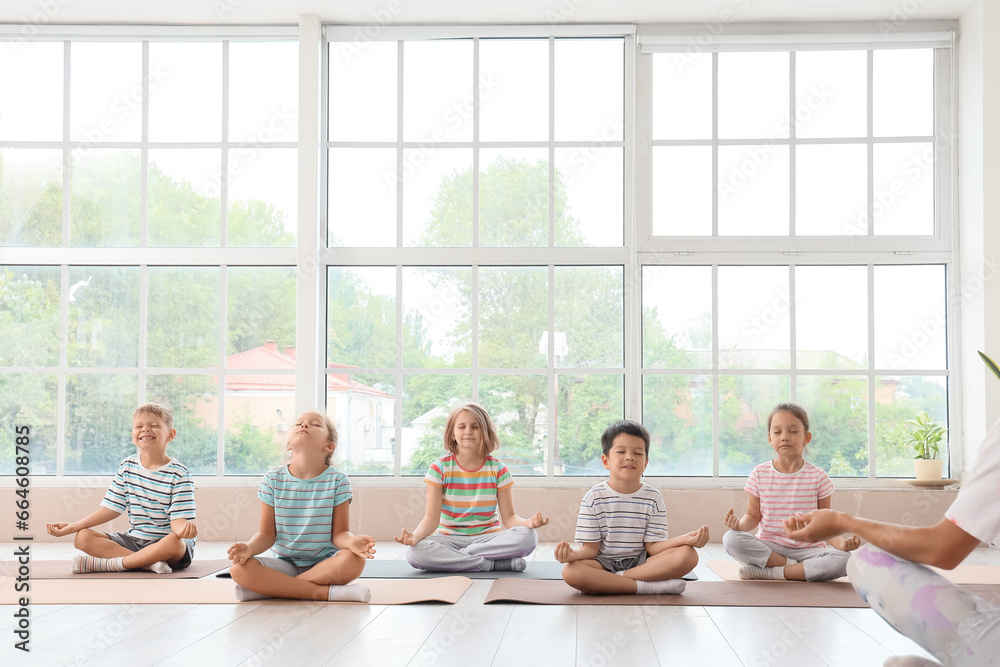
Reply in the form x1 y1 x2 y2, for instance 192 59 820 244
849 545 1000 666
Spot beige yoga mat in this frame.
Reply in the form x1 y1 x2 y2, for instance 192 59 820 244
707 560 1000 585
0 559 231 580
484 578 870 607
0 576 472 605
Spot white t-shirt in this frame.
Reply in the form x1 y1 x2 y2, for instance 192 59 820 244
945 418 1000 543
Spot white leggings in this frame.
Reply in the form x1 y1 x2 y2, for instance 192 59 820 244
849 545 1000 666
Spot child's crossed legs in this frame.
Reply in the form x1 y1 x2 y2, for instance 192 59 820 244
563 545 696 595
75 529 191 570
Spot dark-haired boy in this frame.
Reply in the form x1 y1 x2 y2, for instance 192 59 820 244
555 420 708 595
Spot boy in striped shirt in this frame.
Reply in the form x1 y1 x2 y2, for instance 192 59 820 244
46 403 197 574
555 420 709 595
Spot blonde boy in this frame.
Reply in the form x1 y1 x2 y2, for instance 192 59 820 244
46 403 197 574
555 420 708 595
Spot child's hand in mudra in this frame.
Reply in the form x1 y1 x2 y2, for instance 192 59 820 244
525 511 549 529
395 528 417 546
830 534 861 552
349 534 377 558
553 540 576 563
723 508 742 531
682 525 710 548
227 542 252 566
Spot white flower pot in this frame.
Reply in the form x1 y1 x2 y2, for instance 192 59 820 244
914 458 944 481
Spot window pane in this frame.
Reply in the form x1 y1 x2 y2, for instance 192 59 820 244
875 375 947 476
795 266 867 370
481 151 548 247
652 52 712 140
0 41 62 141
402 376 472 475
70 42 142 143
329 41 397 142
718 145 789 235
227 267 296 363
229 41 297 143
330 373 395 475
225 375 296 475
480 374 545 474
146 374 218 475
555 266 623 368
719 374 790 476
643 374 712 475
795 144 867 236
479 267 547 368
555 39 623 142
67 266 140 367
643 266 712 369
148 149 222 247
794 50 867 139
554 147 623 246
148 43 222 142
227 148 297 247
480 39 548 142
0 373 57 475
796 375 869 477
328 267 396 368
874 265 946 370
70 149 141 247
147 267 220 368
557 374 623 475
65 373 137 475
0 266 60 367
328 148 397 247
873 142 934 236
719 52 789 139
403 148 472 247
403 40 472 143
874 49 933 138
653 146 712 236
718 267 790 369
0 149 63 246
401 267 472 369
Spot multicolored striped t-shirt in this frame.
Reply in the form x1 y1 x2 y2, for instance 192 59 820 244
425 454 513 536
100 455 197 542
745 459 834 548
258 465 353 567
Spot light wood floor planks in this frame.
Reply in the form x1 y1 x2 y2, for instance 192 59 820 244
3 539 985 666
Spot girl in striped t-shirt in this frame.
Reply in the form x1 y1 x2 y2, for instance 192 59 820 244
227 410 375 602
722 403 860 581
396 402 548 572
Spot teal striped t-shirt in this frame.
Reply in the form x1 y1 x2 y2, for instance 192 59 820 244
100 455 197 542
258 465 353 567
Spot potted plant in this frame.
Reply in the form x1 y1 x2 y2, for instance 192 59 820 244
905 411 947 480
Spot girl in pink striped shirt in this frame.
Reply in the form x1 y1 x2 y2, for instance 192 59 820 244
722 402 859 581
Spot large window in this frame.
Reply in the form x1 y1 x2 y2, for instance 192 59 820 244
0 25 957 482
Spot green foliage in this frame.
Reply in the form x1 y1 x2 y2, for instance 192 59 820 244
224 405 285 474
980 351 1000 384
904 410 947 460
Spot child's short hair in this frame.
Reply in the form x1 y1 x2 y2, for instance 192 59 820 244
443 402 501 457
767 402 810 432
601 420 650 457
133 402 174 430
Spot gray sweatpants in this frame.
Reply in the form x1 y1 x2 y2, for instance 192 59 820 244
722 529 850 582
405 526 538 572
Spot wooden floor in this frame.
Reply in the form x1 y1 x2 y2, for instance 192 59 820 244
5 540 996 666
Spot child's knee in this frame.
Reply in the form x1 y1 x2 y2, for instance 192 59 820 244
74 528 99 551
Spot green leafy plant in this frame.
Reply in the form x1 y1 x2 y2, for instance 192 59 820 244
979 350 1000 383
904 411 947 460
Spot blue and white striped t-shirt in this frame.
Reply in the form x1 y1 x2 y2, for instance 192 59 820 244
574 481 668 559
258 465 353 567
100 455 197 542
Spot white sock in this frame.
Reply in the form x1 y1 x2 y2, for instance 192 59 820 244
143 561 173 574
635 579 686 595
883 656 942 667
72 555 127 573
738 564 785 580
233 584 271 602
328 582 371 602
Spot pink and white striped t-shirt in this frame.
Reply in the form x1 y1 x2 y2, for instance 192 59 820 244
745 459 834 548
